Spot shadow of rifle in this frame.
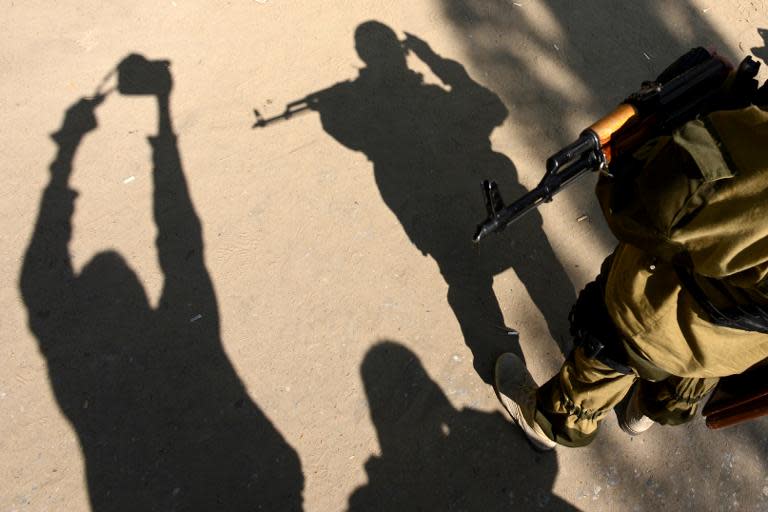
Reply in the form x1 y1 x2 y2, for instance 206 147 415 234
252 81 351 128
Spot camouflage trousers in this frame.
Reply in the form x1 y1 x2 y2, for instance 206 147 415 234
532 346 719 447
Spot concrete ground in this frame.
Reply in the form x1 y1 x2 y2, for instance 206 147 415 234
2 1 768 510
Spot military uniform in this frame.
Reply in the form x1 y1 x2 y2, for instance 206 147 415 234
534 105 768 447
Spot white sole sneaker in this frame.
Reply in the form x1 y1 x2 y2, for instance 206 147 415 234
494 353 557 451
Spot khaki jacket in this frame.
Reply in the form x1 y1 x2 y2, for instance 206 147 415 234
597 106 768 378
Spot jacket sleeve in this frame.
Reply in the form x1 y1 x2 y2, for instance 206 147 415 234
597 107 768 284
595 133 697 265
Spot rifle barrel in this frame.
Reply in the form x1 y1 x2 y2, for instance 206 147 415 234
473 153 598 243
253 101 312 128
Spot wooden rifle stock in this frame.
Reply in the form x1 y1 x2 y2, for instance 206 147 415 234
703 364 768 429
473 47 740 243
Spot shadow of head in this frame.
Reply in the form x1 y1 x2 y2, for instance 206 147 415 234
355 21 407 72
361 341 441 425
78 250 150 319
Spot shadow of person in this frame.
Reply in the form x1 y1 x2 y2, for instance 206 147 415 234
753 28 768 64
20 56 304 511
349 341 576 511
311 21 575 382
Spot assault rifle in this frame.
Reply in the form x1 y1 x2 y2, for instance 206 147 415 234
252 81 350 128
473 48 764 243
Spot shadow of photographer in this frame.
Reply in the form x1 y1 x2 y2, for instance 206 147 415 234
20 54 304 511
753 28 768 64
349 341 576 510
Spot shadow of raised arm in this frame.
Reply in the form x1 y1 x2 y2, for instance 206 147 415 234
20 97 103 341
150 93 216 321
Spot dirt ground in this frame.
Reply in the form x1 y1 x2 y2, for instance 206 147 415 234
2 1 768 511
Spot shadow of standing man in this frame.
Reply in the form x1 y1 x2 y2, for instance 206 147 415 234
312 21 575 382
20 55 304 511
753 28 768 64
349 341 576 511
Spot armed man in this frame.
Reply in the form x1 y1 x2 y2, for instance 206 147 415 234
482 48 768 449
